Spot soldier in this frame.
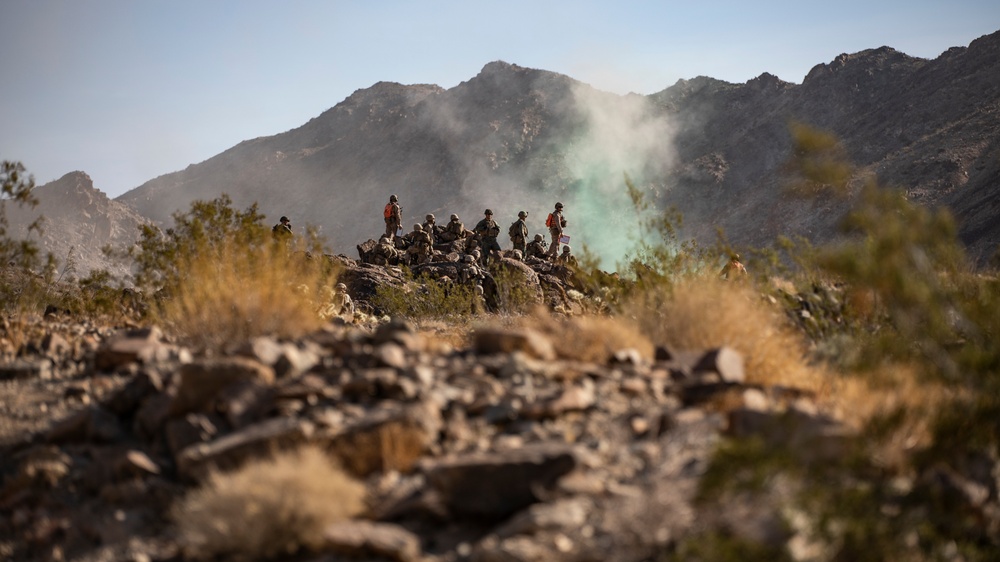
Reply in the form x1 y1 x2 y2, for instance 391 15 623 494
546 202 567 259
319 282 354 321
405 223 433 265
525 234 547 260
720 254 748 281
508 210 529 255
373 234 399 266
422 213 441 243
458 254 484 285
383 194 402 239
439 213 465 243
557 245 578 267
272 215 292 241
473 209 502 268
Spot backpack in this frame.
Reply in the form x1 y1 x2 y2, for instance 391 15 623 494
508 221 520 240
545 213 555 228
383 203 393 219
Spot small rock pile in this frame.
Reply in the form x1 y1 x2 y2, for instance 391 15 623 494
0 314 849 562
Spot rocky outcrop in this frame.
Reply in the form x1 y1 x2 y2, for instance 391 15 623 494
5 171 150 279
0 310 880 562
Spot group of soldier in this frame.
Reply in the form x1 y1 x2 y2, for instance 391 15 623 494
379 194 577 270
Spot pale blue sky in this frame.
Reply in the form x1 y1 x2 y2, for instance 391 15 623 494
1 0 997 198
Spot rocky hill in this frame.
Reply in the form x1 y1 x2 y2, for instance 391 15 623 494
114 30 1000 267
5 172 150 279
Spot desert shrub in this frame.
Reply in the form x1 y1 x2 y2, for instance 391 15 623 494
173 446 366 561
371 271 477 319
0 160 42 271
127 195 337 349
520 307 655 363
624 275 824 391
490 263 543 314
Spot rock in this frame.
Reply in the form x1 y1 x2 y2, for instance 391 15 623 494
494 497 593 538
175 417 315 481
114 450 161 477
423 443 578 518
94 327 176 371
102 371 163 416
169 357 275 416
693 347 745 383
321 403 441 477
165 413 220 456
473 328 556 361
0 359 51 381
320 520 422 562
46 406 125 444
273 342 319 378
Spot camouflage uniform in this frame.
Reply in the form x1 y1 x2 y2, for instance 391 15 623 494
319 283 354 321
374 235 399 266
384 195 402 239
272 216 292 241
422 214 441 244
720 255 748 281
509 211 529 255
546 203 566 259
405 224 433 265
458 254 484 286
525 234 547 260
473 209 502 268
557 245 578 267
439 214 465 243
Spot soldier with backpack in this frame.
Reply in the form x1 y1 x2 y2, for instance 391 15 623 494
509 211 529 255
383 195 402 239
525 234 547 260
546 202 567 259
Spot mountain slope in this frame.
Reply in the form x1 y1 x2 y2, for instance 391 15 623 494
115 30 1000 266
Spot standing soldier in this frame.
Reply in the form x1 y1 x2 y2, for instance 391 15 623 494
720 254 748 281
473 209 502 268
439 213 465 243
526 234 547 259
422 213 441 244
508 211 529 255
546 202 567 259
384 194 402 239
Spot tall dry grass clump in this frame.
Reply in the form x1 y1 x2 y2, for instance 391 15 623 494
159 237 327 349
173 446 366 561
625 276 824 392
520 307 655 364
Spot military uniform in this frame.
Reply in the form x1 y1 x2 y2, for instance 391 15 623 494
473 210 502 268
319 283 354 321
720 256 748 281
374 236 399 266
546 203 566 258
422 214 441 244
439 215 465 243
509 212 529 254
384 195 402 239
557 246 578 267
525 234 547 260
405 224 433 265
458 255 484 285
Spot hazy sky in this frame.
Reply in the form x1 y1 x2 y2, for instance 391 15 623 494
1 0 997 198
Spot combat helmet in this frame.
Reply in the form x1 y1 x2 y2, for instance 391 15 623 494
450 213 460 221
554 202 564 209
484 209 493 215
426 213 435 221
413 224 423 231
534 234 544 242
389 194 398 203
518 211 527 218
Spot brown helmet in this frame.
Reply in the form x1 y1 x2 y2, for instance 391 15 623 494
450 213 460 221
426 213 435 221
484 209 493 216
554 202 564 209
389 194 398 203
518 211 527 218
534 234 543 242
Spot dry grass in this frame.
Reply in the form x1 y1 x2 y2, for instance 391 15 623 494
173 445 365 561
624 276 825 393
823 364 954 470
518 306 655 363
159 240 329 350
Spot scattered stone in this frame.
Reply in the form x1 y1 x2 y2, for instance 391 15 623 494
320 520 422 562
473 327 556 361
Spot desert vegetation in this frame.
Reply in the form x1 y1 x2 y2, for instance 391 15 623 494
2 123 999 562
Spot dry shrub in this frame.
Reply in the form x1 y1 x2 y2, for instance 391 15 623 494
520 306 655 363
824 364 954 469
160 240 327 350
173 445 365 561
626 276 824 392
